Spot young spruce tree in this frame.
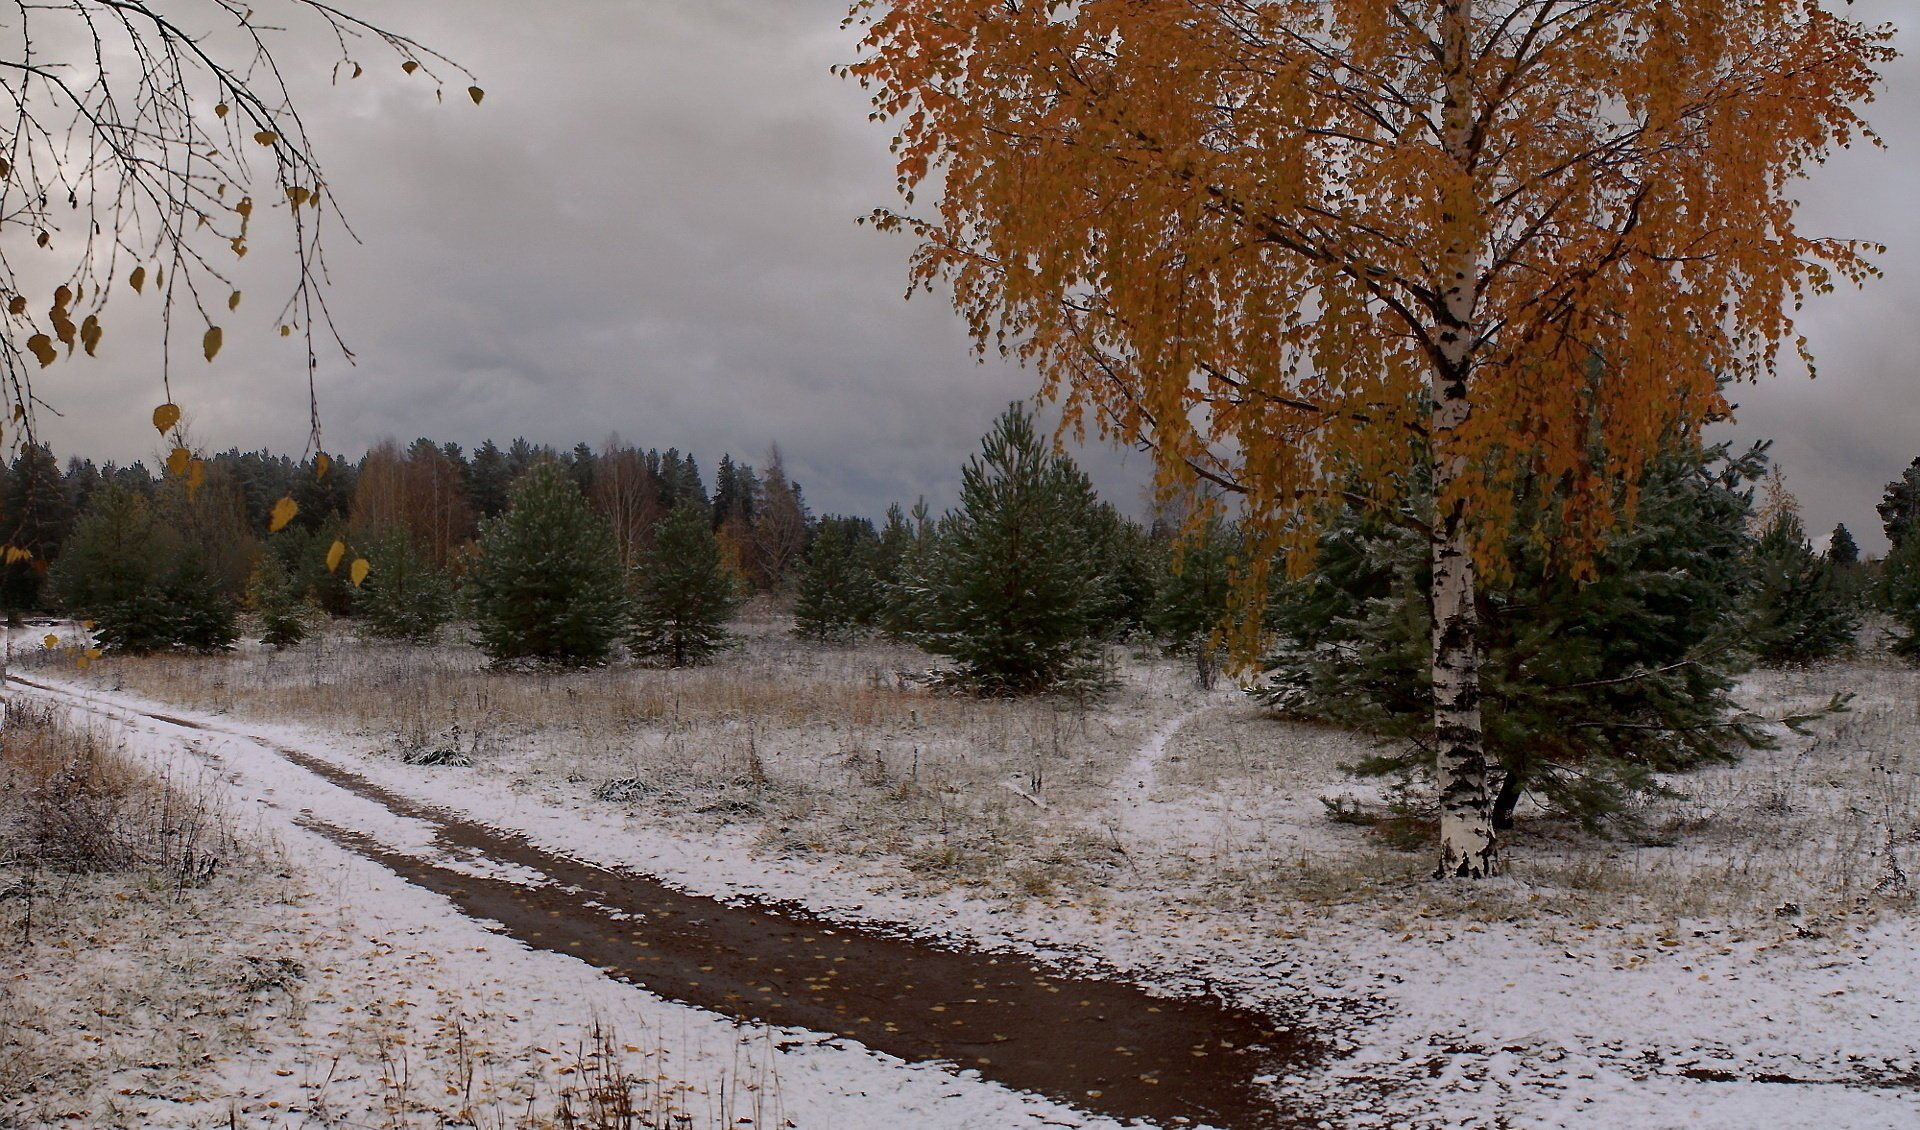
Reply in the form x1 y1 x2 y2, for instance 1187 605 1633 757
1747 511 1860 666
630 501 738 666
247 551 309 649
356 529 456 643
1263 440 1784 832
470 463 628 666
793 516 884 639
923 404 1106 694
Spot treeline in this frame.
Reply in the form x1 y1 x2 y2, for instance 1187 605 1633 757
0 434 816 660
6 405 1920 834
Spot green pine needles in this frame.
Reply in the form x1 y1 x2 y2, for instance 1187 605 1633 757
356 529 456 643
630 501 738 667
1263 440 1789 833
470 463 628 666
921 404 1109 695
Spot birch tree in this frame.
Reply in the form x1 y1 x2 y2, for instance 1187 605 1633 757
845 0 1891 876
0 1 475 466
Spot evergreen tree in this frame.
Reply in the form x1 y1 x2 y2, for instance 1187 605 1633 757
1882 528 1920 660
3 443 75 614
922 404 1107 694
469 439 513 520
1083 501 1156 635
355 529 456 643
50 485 163 613
875 501 937 641
1748 511 1860 666
1263 439 1781 831
247 551 309 649
793 516 883 639
1149 515 1239 686
630 501 738 667
1827 523 1860 567
1879 457 1920 549
161 553 240 652
469 463 628 665
712 454 758 531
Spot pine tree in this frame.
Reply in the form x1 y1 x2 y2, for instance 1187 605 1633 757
1748 511 1860 666
877 499 937 641
1879 458 1920 549
356 529 456 643
469 463 628 666
630 501 738 667
50 485 162 614
922 404 1107 694
247 551 309 649
3 444 75 614
1263 440 1778 832
1827 523 1860 567
469 440 513 520
162 554 239 653
793 516 883 639
1882 528 1920 660
1149 516 1239 687
1083 502 1155 636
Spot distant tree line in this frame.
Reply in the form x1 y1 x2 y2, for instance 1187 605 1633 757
6 410 1919 837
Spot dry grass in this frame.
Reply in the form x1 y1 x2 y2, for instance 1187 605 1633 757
55 603 1167 901
29 604 1920 933
0 701 280 1117
0 700 774 1129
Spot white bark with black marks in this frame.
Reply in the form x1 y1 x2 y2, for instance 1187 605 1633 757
1430 0 1497 879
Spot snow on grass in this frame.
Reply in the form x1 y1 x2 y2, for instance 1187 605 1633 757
14 609 1920 1128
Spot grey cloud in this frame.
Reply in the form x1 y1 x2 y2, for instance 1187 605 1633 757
36 0 1915 543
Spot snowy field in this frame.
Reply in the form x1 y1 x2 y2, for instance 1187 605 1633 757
4 608 1918 1128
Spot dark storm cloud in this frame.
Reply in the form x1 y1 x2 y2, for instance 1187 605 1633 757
37 0 1912 540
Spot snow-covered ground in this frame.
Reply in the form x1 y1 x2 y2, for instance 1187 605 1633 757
8 617 1919 1128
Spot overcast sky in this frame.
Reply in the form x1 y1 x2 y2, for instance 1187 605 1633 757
34 0 1920 550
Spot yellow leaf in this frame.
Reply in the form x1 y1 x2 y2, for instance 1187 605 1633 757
52 284 71 309
279 324 293 337
231 237 248 258
269 496 299 533
326 540 347 574
349 558 371 588
352 62 364 79
468 86 485 105
7 295 25 316
314 452 332 479
42 633 58 650
287 185 311 207
235 196 253 218
203 325 223 362
215 102 230 118
153 403 182 432
166 446 192 477
85 647 102 660
254 130 279 146
81 314 102 356
228 290 243 311
401 60 420 75
82 619 94 629
26 334 55 367
129 266 147 294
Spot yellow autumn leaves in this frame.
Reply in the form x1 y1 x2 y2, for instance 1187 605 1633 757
324 538 371 588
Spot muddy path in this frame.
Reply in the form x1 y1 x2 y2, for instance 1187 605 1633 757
12 675 1321 1128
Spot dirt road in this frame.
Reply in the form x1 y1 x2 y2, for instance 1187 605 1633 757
12 674 1319 1129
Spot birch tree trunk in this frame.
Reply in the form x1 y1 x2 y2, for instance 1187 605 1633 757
1431 0 1497 878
